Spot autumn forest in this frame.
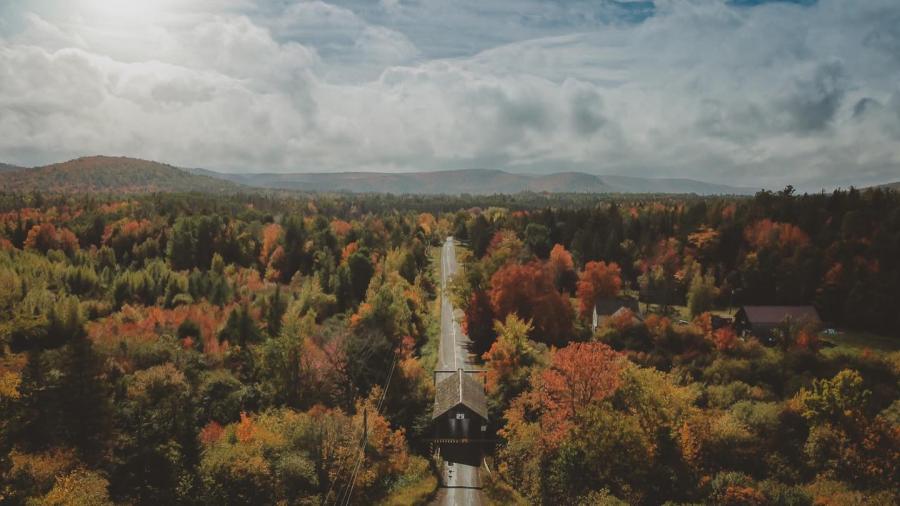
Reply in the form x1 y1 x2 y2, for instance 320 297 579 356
0 187 898 505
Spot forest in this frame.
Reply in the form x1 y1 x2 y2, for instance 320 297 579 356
0 187 898 505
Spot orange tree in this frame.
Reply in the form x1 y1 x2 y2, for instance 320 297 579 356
576 260 622 320
489 261 573 345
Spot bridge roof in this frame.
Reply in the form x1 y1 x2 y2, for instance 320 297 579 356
433 369 488 421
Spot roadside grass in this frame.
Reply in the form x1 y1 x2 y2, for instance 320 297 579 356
482 470 529 506
820 330 900 355
418 246 442 374
650 305 900 356
639 302 738 322
399 246 442 504
380 456 438 506
636 302 899 356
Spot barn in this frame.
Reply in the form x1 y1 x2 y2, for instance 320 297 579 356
432 369 488 441
734 305 821 337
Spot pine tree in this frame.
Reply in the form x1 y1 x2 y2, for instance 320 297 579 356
265 286 287 337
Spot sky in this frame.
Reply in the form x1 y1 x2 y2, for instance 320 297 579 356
1 0 899 189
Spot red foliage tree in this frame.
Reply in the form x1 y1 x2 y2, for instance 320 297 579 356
712 326 738 352
489 262 573 345
539 341 623 443
794 329 820 352
341 241 359 263
102 218 155 257
720 486 766 506
645 312 669 331
87 303 231 360
259 223 283 265
265 245 286 281
744 219 810 250
463 290 495 356
199 421 225 445
329 219 352 239
547 244 577 294
24 223 79 254
576 260 622 319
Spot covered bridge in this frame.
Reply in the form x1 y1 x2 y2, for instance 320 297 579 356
433 369 488 440
735 305 821 337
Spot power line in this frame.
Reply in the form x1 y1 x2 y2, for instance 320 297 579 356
326 357 392 504
340 409 367 506
377 354 398 413
334 353 399 506
340 354 397 506
323 421 364 504
331 239 447 504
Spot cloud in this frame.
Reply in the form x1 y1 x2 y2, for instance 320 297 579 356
780 61 847 133
256 1 420 80
0 0 898 189
177 15 319 82
569 86 607 136
353 26 418 64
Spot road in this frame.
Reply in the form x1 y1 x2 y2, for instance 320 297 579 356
438 238 477 378
433 237 485 506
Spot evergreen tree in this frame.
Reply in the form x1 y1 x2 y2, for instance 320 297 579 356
265 286 287 337
218 303 261 348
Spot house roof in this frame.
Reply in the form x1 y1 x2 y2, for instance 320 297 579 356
611 306 643 323
433 369 488 421
594 296 639 317
739 306 821 325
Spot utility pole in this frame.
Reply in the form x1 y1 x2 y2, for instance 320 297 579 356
339 408 368 506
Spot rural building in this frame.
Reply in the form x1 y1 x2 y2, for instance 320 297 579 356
592 296 641 331
432 369 488 440
734 305 821 337
710 314 732 330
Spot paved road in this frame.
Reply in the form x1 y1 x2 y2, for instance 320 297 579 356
433 237 485 506
437 238 477 378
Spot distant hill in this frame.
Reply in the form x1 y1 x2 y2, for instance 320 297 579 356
0 162 25 172
0 156 244 194
880 181 900 191
2 155 755 195
197 168 755 195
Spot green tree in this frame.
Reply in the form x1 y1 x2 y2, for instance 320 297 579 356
687 270 718 317
167 217 197 271
483 314 540 411
524 223 551 259
264 286 287 337
110 363 195 505
798 369 870 425
61 332 111 463
468 214 493 258
347 249 374 306
257 308 317 409
218 303 262 348
38 469 114 506
546 406 653 503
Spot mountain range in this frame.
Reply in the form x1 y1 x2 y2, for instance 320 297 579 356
0 162 24 172
5 155 894 196
192 168 757 195
0 156 241 194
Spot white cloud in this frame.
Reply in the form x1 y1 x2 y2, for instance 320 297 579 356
175 15 319 85
0 0 898 189
353 26 418 64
